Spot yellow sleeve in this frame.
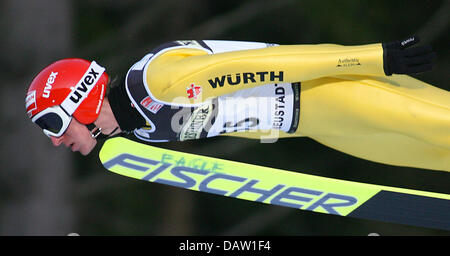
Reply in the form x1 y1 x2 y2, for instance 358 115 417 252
145 43 384 104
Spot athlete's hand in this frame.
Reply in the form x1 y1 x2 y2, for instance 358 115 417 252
382 36 437 76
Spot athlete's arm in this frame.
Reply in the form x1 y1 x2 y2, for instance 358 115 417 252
146 38 435 104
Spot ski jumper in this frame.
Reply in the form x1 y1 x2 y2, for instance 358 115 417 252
122 40 450 172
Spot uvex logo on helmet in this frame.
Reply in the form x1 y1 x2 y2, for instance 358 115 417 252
69 67 100 104
60 61 105 116
43 72 58 98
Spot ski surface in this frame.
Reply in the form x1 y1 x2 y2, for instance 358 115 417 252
99 137 450 231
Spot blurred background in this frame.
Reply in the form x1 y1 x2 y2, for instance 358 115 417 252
0 0 449 236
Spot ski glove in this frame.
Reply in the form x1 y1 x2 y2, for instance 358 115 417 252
382 36 437 76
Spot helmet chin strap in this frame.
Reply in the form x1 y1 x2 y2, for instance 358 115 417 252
85 123 119 140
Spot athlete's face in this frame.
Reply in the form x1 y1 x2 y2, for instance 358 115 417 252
50 118 97 155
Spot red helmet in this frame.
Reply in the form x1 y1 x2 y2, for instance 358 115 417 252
25 58 109 125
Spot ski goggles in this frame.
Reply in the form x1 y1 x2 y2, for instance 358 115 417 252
31 61 105 138
32 105 72 137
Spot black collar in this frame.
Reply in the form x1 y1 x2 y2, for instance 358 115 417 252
108 79 146 132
